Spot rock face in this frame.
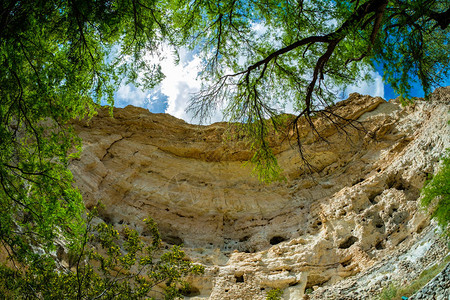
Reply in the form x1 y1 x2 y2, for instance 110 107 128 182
70 87 450 299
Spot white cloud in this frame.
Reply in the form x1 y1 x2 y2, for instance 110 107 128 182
158 49 201 121
111 45 222 122
115 83 148 107
158 47 226 124
344 70 385 99
113 38 386 125
115 57 385 123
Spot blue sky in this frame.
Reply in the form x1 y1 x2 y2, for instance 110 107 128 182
113 47 448 125
373 63 450 101
113 47 217 123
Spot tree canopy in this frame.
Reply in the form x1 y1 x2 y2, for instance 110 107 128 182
176 0 449 180
0 0 189 298
1 0 165 268
0 0 449 297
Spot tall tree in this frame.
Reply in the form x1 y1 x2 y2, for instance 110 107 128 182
0 2 207 298
0 0 166 276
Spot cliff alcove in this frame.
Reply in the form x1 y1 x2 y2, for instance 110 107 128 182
70 87 450 299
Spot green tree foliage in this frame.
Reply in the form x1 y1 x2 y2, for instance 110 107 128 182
0 0 165 264
421 149 450 237
0 1 193 298
175 0 450 179
0 209 204 299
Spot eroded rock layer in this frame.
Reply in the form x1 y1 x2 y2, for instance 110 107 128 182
70 87 450 299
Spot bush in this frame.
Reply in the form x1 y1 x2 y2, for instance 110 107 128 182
266 288 284 300
0 207 204 299
421 149 450 237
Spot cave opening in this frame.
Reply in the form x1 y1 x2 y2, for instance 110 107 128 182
180 285 200 297
270 236 287 245
339 236 358 249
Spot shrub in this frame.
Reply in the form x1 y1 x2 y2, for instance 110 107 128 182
0 207 204 299
266 288 284 300
421 149 450 237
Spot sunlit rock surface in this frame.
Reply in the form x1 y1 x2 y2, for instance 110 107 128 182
70 87 450 299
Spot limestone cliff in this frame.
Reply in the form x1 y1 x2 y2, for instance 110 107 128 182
70 87 450 299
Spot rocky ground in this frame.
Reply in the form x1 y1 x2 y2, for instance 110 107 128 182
309 224 448 299
70 87 450 299
410 262 449 300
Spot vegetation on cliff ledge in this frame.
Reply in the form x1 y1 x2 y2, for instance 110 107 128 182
421 149 450 237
